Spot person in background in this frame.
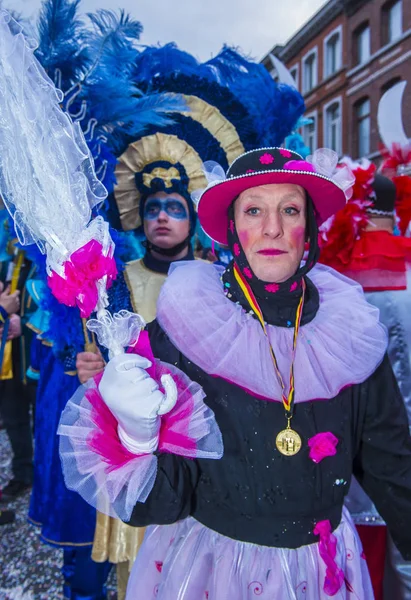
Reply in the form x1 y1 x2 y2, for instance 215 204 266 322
0 280 21 526
77 162 200 600
0 241 35 503
319 157 411 600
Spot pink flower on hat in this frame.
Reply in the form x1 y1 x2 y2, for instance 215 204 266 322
308 432 338 463
233 243 241 257
290 281 298 292
265 283 279 293
243 267 253 279
246 169 255 173
284 159 316 173
259 153 274 165
280 148 292 158
229 220 235 234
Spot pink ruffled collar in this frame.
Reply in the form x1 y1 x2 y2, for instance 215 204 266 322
156 262 387 403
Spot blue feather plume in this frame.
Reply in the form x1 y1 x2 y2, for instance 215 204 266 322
133 43 304 149
56 10 186 191
206 46 305 147
35 0 89 90
133 43 201 87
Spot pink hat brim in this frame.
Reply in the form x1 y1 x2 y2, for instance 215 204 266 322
198 170 346 245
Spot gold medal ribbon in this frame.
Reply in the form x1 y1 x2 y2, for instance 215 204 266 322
233 262 305 419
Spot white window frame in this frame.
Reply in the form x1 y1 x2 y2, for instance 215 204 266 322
289 63 300 91
323 96 343 156
302 47 318 94
356 24 371 65
323 24 343 79
387 0 402 44
302 110 318 154
356 98 371 157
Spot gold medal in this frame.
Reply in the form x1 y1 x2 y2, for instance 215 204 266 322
275 425 302 456
233 266 306 457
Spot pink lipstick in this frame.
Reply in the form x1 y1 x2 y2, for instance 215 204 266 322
257 249 287 256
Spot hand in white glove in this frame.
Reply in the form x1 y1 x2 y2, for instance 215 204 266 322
99 354 177 454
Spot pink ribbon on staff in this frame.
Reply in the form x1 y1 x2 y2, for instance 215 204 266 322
48 240 117 318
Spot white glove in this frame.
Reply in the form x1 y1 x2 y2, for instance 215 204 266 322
98 353 177 454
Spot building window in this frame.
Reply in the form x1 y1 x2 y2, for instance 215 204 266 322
355 98 371 157
324 100 342 155
354 23 371 65
382 0 402 45
302 113 317 153
302 49 318 94
324 27 342 78
290 65 299 90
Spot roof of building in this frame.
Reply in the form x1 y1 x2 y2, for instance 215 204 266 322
261 0 345 66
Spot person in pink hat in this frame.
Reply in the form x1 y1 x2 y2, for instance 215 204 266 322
60 147 411 599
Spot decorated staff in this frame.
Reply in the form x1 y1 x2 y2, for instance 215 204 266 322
0 10 144 362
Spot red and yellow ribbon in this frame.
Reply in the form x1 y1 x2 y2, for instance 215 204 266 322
233 263 305 414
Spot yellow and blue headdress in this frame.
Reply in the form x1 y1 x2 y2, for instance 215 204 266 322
110 44 305 234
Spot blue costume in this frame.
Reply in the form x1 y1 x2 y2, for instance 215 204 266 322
21 0 177 597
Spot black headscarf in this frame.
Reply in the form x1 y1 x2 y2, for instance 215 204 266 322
221 194 320 327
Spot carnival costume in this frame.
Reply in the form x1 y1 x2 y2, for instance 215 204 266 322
58 146 411 599
319 158 411 599
94 43 304 594
0 221 36 494
0 3 183 598
319 81 411 599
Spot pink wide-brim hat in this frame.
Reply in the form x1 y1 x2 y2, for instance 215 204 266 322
197 147 351 245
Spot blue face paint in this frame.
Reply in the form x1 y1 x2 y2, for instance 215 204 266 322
144 197 188 221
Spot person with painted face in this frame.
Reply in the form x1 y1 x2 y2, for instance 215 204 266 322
75 158 199 599
76 168 197 381
61 147 411 599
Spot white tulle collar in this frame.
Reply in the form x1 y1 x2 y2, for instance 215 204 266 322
156 262 387 402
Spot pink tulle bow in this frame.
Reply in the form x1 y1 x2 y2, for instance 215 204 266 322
47 240 117 318
86 331 201 471
284 159 316 173
314 519 345 596
308 432 339 463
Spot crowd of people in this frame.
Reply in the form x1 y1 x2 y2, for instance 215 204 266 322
1 1 411 599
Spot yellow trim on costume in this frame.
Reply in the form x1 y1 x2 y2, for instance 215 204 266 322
25 322 43 334
183 95 245 164
113 93 246 232
123 262 138 313
10 250 24 293
142 166 181 189
0 341 13 380
28 514 95 547
114 132 206 231
1 250 25 380
64 370 78 377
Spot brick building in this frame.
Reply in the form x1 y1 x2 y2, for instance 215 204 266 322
261 0 411 162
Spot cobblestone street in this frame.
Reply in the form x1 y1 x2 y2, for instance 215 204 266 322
0 430 116 600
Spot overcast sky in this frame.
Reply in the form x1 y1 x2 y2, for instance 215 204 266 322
11 0 327 61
